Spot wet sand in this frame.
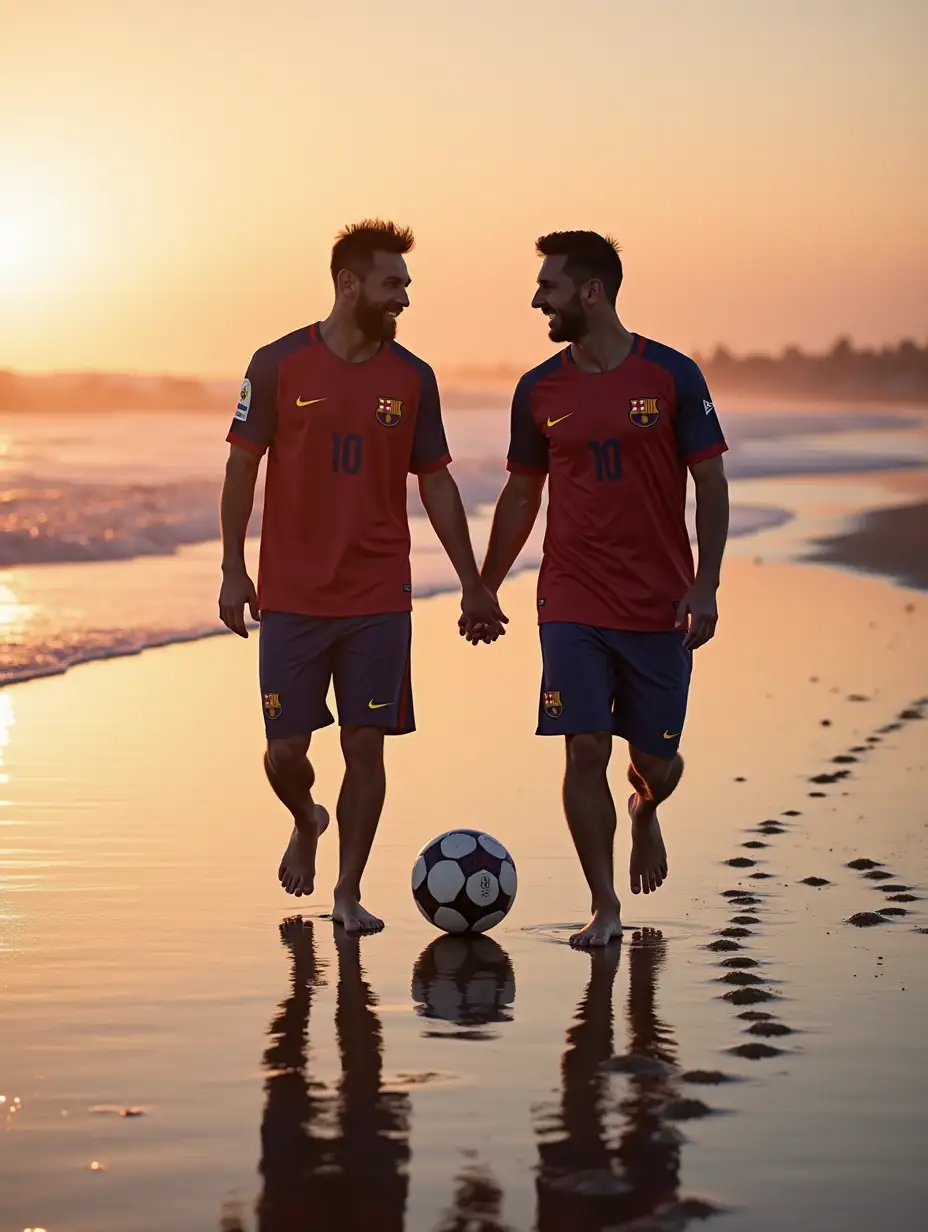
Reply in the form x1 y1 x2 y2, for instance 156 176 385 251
807 499 928 590
1 559 927 1231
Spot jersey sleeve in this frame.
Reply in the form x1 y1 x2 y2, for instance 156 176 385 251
506 374 548 474
409 364 452 474
226 347 278 456
674 358 728 465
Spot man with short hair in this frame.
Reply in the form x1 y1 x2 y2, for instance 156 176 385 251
469 231 729 948
220 219 504 933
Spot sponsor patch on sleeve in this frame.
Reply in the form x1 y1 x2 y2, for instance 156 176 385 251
234 377 252 421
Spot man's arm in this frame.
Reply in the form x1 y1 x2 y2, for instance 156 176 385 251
418 466 507 633
676 455 729 650
480 472 547 593
219 445 261 637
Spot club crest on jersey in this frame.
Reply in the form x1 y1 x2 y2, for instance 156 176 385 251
263 692 281 720
375 397 404 427
629 397 659 427
543 690 564 718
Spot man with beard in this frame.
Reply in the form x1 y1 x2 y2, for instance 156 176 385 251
219 219 504 932
468 231 729 948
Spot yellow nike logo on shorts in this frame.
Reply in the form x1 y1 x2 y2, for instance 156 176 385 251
663 730 680 739
368 699 391 710
546 414 572 427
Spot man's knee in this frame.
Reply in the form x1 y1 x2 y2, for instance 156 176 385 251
267 734 311 775
566 731 612 776
341 724 385 771
630 746 682 791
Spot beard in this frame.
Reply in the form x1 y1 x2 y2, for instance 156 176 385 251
354 291 402 342
545 292 587 344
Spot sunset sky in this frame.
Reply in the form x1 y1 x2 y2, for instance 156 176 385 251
1 0 925 379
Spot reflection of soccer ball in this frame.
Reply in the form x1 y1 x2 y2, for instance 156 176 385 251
411 935 516 1027
411 829 517 934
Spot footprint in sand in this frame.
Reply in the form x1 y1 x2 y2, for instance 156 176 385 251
719 972 766 986
832 755 858 764
723 988 777 1005
847 858 883 870
681 1070 742 1086
887 893 920 903
749 873 775 880
720 956 761 969
876 883 912 893
707 939 743 952
730 915 761 925
747 1022 794 1037
718 927 753 939
847 912 889 927
782 810 802 817
726 857 757 868
800 877 830 887
743 841 769 849
729 1042 786 1059
738 1010 775 1021
863 870 894 880
664 1098 719 1121
729 896 762 908
879 907 909 918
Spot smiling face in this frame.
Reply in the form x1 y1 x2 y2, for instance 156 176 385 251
531 254 589 344
353 250 411 342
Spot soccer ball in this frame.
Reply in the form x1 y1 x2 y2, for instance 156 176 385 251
411 935 515 1028
411 829 517 934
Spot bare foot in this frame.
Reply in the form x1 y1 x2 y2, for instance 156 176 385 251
278 804 329 897
570 904 623 948
332 897 384 934
628 793 668 895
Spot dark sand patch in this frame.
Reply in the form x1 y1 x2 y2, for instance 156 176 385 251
899 707 925 720
783 810 802 817
737 1011 775 1021
832 755 858 764
749 873 775 879
879 907 909 918
809 791 827 798
718 927 753 938
730 915 761 925
806 501 928 590
847 694 871 703
706 939 743 952
720 957 761 969
847 912 889 927
847 858 883 870
863 870 894 880
729 896 762 907
810 771 851 784
887 893 920 903
877 884 913 893
850 745 869 752
726 857 757 868
729 1042 786 1059
800 877 830 886
742 840 769 849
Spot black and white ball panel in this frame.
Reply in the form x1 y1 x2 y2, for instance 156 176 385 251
411 828 517 934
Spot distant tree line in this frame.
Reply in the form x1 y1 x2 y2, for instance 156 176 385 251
0 370 227 412
694 337 928 402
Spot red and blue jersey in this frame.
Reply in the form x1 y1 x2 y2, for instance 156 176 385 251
227 323 451 618
507 335 727 631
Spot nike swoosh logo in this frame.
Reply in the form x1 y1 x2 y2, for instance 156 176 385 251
296 397 326 407
546 414 573 427
663 730 680 739
368 699 391 710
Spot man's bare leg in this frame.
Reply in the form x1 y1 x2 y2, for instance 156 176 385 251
627 747 683 895
332 725 386 934
563 732 623 949
266 734 330 897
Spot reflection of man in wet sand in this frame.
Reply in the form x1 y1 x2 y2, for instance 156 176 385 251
257 919 410 1231
435 1166 511 1232
534 929 681 1229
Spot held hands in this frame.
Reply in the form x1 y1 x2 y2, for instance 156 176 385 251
458 579 508 645
675 578 719 650
219 568 259 638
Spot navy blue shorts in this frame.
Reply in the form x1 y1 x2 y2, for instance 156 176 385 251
258 611 414 740
536 622 692 758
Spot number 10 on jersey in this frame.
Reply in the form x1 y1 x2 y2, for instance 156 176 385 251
332 431 362 475
587 438 622 481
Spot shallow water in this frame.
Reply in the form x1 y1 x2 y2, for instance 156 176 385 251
1 564 927 1230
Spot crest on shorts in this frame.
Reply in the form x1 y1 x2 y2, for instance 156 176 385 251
263 692 281 720
376 397 404 427
543 690 563 718
629 397 659 427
